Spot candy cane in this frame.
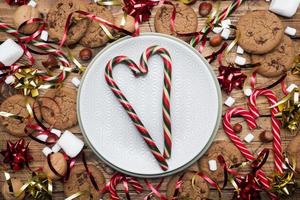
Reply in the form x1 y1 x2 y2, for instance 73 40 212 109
104 46 172 170
223 107 270 189
248 89 283 174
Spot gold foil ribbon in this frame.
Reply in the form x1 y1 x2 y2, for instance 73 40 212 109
96 0 122 6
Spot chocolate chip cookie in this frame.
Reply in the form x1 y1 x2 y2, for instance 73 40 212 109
48 0 89 45
79 4 114 48
166 171 210 200
252 35 295 77
38 87 77 130
154 2 197 41
198 140 244 183
64 164 105 200
237 11 284 54
0 95 40 137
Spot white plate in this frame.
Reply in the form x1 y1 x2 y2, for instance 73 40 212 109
78 33 222 178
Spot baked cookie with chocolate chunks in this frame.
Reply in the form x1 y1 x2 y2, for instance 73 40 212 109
237 11 284 54
166 171 210 200
0 95 40 137
198 140 244 183
252 35 295 77
154 2 197 42
47 0 89 45
64 164 105 200
79 3 114 48
38 87 77 130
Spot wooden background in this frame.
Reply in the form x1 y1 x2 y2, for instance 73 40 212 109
1 0 300 199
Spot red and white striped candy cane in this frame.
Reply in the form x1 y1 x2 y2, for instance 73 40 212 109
248 89 283 174
223 107 271 189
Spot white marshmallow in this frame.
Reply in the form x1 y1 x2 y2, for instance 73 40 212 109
57 130 84 158
40 30 48 41
287 84 298 93
28 0 37 7
282 163 288 170
269 0 300 18
235 56 246 66
71 77 81 88
285 26 297 36
51 128 62 137
42 147 53 156
208 160 217 171
5 75 15 85
244 88 252 97
0 39 24 66
51 143 61 153
221 28 231 40
221 19 231 29
236 46 244 55
36 134 48 142
225 96 235 107
244 133 254 143
212 27 223 34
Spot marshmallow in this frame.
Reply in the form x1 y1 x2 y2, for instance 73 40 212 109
224 96 235 107
212 27 223 34
36 134 48 142
244 133 254 143
51 128 62 137
221 28 231 40
282 163 288 170
51 143 61 153
28 0 37 7
221 19 231 29
57 130 84 158
236 46 244 55
71 77 81 88
5 75 15 85
244 88 252 97
208 160 217 171
287 84 298 93
235 56 246 66
40 30 48 41
0 39 24 66
285 26 297 36
269 0 300 18
42 147 53 156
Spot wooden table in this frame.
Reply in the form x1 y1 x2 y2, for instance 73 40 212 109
1 0 300 199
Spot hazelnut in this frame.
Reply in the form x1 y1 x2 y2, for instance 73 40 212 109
259 130 273 143
233 123 242 133
1 178 25 200
13 5 41 35
199 2 212 17
43 152 67 180
209 34 223 47
79 48 93 61
114 14 135 33
42 55 58 68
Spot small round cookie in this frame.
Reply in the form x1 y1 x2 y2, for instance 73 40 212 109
1 178 25 200
252 35 295 77
198 141 244 183
286 135 300 174
114 13 135 33
79 4 114 48
64 164 105 200
154 2 197 41
38 87 77 130
166 172 210 200
237 11 284 54
47 0 89 45
0 95 40 137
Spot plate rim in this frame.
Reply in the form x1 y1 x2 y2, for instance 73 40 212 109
77 32 222 178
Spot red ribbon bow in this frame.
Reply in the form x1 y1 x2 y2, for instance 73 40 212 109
5 0 28 5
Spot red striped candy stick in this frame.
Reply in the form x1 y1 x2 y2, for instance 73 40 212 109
140 46 173 159
223 107 271 189
248 89 283 174
104 52 169 171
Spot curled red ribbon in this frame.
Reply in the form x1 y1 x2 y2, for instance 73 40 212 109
5 0 28 5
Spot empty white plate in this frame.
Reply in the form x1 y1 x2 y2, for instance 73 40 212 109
78 33 222 178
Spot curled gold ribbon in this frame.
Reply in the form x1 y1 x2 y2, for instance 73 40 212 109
96 0 122 6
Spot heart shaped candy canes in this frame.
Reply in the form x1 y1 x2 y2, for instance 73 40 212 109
223 107 271 189
104 46 172 171
248 89 283 174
